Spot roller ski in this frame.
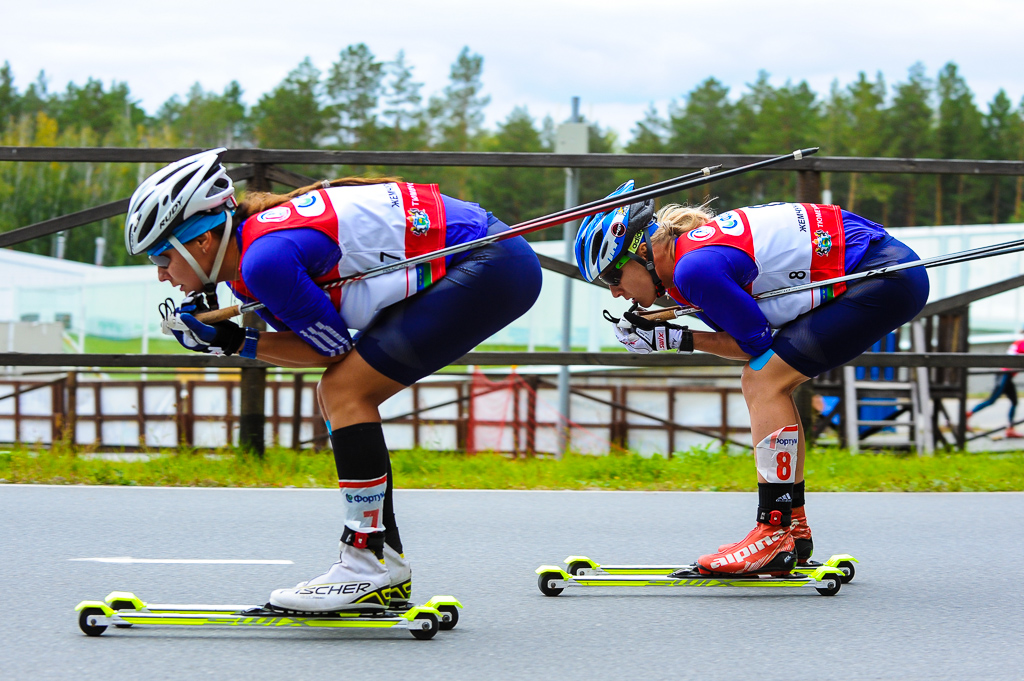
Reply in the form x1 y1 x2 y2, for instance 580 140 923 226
538 518 850 598
554 552 857 582
76 591 461 640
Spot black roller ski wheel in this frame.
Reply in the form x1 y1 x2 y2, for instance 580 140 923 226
109 599 134 628
814 575 842 597
837 560 856 584
538 571 564 597
566 561 590 576
78 608 108 637
410 612 439 640
437 605 459 631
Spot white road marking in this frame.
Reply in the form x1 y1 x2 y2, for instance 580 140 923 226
70 557 293 564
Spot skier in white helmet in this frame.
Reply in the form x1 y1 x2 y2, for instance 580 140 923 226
127 149 542 611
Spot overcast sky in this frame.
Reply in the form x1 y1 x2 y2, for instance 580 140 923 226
6 0 1024 144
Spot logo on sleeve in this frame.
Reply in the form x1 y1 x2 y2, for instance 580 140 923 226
812 229 833 257
408 208 430 236
715 211 745 236
292 192 326 217
257 206 291 223
687 225 716 242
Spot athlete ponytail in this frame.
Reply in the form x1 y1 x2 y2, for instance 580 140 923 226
650 202 716 247
235 176 403 224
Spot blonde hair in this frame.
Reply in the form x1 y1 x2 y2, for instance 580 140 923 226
235 176 402 224
650 202 716 247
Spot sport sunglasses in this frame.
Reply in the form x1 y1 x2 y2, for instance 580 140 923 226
598 255 630 286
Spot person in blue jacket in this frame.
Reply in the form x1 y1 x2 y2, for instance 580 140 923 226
125 149 542 611
576 185 929 576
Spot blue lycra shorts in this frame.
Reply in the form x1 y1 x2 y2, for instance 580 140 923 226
771 235 930 378
355 216 542 386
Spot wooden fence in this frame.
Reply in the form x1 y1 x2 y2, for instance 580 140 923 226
4 146 1024 453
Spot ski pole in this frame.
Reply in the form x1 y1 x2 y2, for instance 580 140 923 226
636 235 1024 322
196 148 818 324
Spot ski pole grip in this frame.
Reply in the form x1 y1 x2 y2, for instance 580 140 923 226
636 307 681 322
195 305 242 324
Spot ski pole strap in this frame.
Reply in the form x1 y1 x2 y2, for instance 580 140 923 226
341 525 385 551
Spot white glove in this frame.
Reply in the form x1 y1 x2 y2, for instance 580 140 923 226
614 323 689 354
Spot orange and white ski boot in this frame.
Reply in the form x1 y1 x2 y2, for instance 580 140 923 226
697 522 797 576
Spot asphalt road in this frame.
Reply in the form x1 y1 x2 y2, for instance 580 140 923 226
1 485 1022 681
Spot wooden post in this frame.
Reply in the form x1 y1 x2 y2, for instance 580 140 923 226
291 372 303 451
525 376 538 456
66 371 77 448
237 162 271 456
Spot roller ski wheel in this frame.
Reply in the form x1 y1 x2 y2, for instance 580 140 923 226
107 597 136 628
436 604 459 630
78 607 108 637
410 612 439 640
566 560 591 577
814 574 842 597
538 570 565 597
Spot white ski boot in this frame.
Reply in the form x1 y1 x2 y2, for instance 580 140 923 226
384 544 412 607
269 522 390 613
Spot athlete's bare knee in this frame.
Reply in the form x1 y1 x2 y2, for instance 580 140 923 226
741 360 807 406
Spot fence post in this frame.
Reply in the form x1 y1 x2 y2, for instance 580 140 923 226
291 372 303 451
66 371 77 448
238 162 270 456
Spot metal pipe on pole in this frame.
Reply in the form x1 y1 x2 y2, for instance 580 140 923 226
556 97 587 457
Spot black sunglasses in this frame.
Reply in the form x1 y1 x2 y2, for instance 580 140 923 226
598 256 629 286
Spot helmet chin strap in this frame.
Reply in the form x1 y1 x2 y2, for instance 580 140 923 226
167 211 234 310
626 231 665 297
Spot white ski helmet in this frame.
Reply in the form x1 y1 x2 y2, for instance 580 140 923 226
124 148 235 256
574 180 658 286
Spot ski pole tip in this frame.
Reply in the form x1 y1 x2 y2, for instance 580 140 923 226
793 147 820 160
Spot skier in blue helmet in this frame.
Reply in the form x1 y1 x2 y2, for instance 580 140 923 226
577 183 930 576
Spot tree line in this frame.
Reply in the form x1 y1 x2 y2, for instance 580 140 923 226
2 46 1023 266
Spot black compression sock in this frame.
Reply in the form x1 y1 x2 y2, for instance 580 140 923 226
756 482 793 526
330 422 389 480
792 480 806 509
331 423 396 548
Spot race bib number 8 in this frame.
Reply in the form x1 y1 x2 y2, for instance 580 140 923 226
755 425 798 483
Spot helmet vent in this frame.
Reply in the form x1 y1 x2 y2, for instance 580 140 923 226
138 210 158 242
171 170 198 201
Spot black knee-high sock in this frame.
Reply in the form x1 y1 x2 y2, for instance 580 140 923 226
330 422 401 551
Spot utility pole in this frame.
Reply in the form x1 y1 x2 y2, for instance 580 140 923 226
555 97 588 457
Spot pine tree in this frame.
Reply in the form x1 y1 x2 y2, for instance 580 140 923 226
158 81 247 148
936 62 984 224
325 43 384 149
886 63 934 226
381 50 426 150
250 57 326 150
0 62 18 135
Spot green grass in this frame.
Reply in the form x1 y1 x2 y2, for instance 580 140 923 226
1 446 1022 492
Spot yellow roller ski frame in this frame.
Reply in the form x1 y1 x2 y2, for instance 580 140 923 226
76 591 463 640
561 553 858 583
536 564 846 597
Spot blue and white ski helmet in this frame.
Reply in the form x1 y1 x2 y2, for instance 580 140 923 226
574 180 656 283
